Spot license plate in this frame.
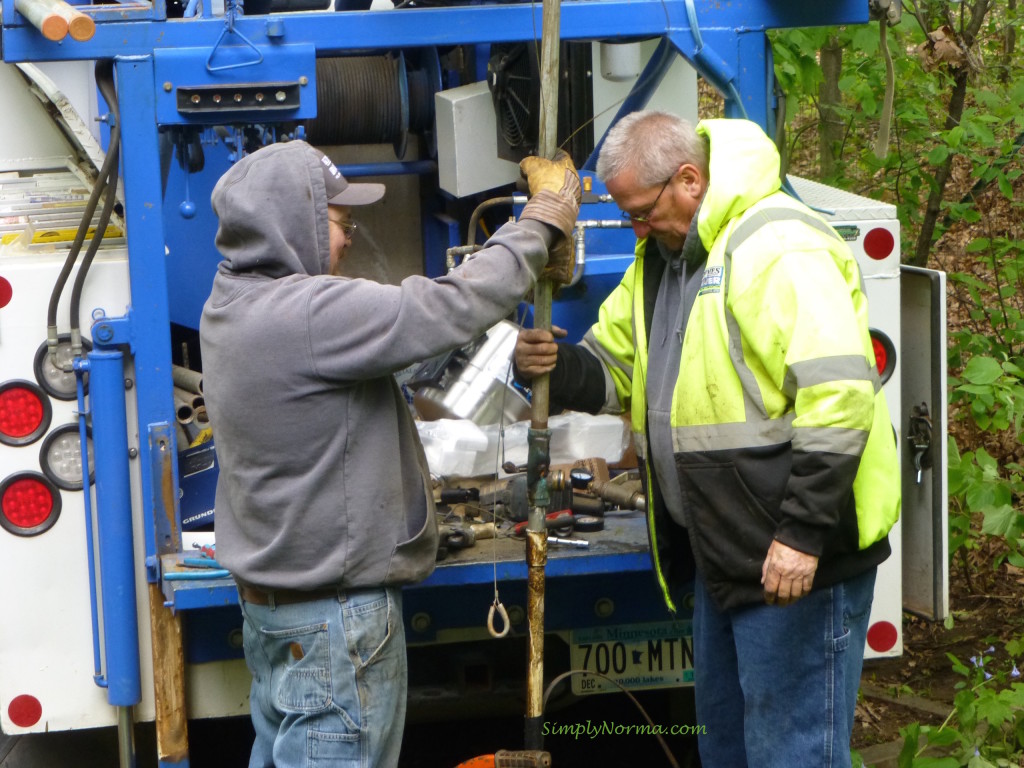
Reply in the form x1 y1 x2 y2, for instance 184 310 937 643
569 620 695 695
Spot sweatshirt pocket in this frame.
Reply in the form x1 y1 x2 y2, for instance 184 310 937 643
385 506 439 585
677 460 779 587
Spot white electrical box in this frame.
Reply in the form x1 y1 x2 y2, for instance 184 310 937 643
435 81 521 198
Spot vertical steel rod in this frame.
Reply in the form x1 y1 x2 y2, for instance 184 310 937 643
117 705 137 768
524 0 561 750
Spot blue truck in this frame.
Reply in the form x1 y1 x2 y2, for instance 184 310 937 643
0 0 948 764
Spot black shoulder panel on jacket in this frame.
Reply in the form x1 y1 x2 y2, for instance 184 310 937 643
511 341 606 415
550 343 607 414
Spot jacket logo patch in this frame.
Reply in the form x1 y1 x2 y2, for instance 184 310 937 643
698 266 723 296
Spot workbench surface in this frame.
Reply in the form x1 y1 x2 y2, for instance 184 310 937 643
160 509 653 611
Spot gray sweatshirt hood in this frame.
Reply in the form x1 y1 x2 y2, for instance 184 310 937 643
211 140 331 278
200 140 555 592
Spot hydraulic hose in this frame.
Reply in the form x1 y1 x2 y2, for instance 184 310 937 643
466 196 517 246
46 58 121 366
69 61 121 357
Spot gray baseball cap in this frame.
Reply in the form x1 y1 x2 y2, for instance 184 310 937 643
314 148 385 206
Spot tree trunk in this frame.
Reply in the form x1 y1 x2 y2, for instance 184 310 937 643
1003 0 1017 83
911 70 969 267
910 0 991 266
818 36 844 178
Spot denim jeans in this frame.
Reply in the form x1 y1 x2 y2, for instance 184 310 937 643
239 587 406 768
693 567 876 768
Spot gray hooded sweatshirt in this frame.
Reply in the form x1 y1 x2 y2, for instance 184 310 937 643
200 141 552 590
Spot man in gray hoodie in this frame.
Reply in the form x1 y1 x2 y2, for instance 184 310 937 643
199 140 579 767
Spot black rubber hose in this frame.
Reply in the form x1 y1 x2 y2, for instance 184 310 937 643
466 196 516 246
46 59 120 360
69 61 121 353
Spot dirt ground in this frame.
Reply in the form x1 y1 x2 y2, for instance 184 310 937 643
853 542 1024 753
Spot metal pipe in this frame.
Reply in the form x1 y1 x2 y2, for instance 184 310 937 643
46 0 94 40
536 2 561 162
171 364 203 395
337 160 437 177
570 227 585 287
175 400 202 446
13 0 92 40
524 0 562 749
591 478 646 512
13 0 67 40
529 0 561 429
525 293 552 753
89 348 142 708
173 386 203 411
174 401 194 426
194 405 210 429
530 283 553 433
567 219 632 286
445 244 482 271
175 423 190 451
74 358 104 687
116 704 137 768
525 529 547 742
576 218 632 227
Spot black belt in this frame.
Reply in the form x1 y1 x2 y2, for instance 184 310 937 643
236 582 341 607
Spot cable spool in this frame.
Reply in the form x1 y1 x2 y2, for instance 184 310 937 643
405 66 434 137
308 56 402 150
306 52 437 159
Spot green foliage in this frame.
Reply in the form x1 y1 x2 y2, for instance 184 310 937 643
769 0 1024 258
950 356 1024 434
945 220 1024 566
897 642 1024 767
775 1 1024 570
946 439 1024 570
774 4 1024 765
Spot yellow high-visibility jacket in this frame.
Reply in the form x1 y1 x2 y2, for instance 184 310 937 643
582 119 900 610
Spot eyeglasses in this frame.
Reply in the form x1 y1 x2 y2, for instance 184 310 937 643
621 175 673 225
330 219 358 238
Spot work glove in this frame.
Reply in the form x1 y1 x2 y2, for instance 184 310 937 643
518 151 581 285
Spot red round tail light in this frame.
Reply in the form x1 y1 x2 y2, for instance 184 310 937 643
866 620 899 653
870 330 896 386
8 694 42 728
0 472 61 536
0 381 52 446
863 227 895 260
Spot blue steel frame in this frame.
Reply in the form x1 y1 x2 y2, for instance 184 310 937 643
77 347 142 707
2 1 869 763
1 0 870 570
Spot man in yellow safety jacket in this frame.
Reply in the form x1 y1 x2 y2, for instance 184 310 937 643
513 112 900 768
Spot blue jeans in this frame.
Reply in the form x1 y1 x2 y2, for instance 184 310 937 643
239 587 406 768
693 567 876 768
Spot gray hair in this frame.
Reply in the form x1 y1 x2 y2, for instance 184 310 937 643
596 111 709 187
